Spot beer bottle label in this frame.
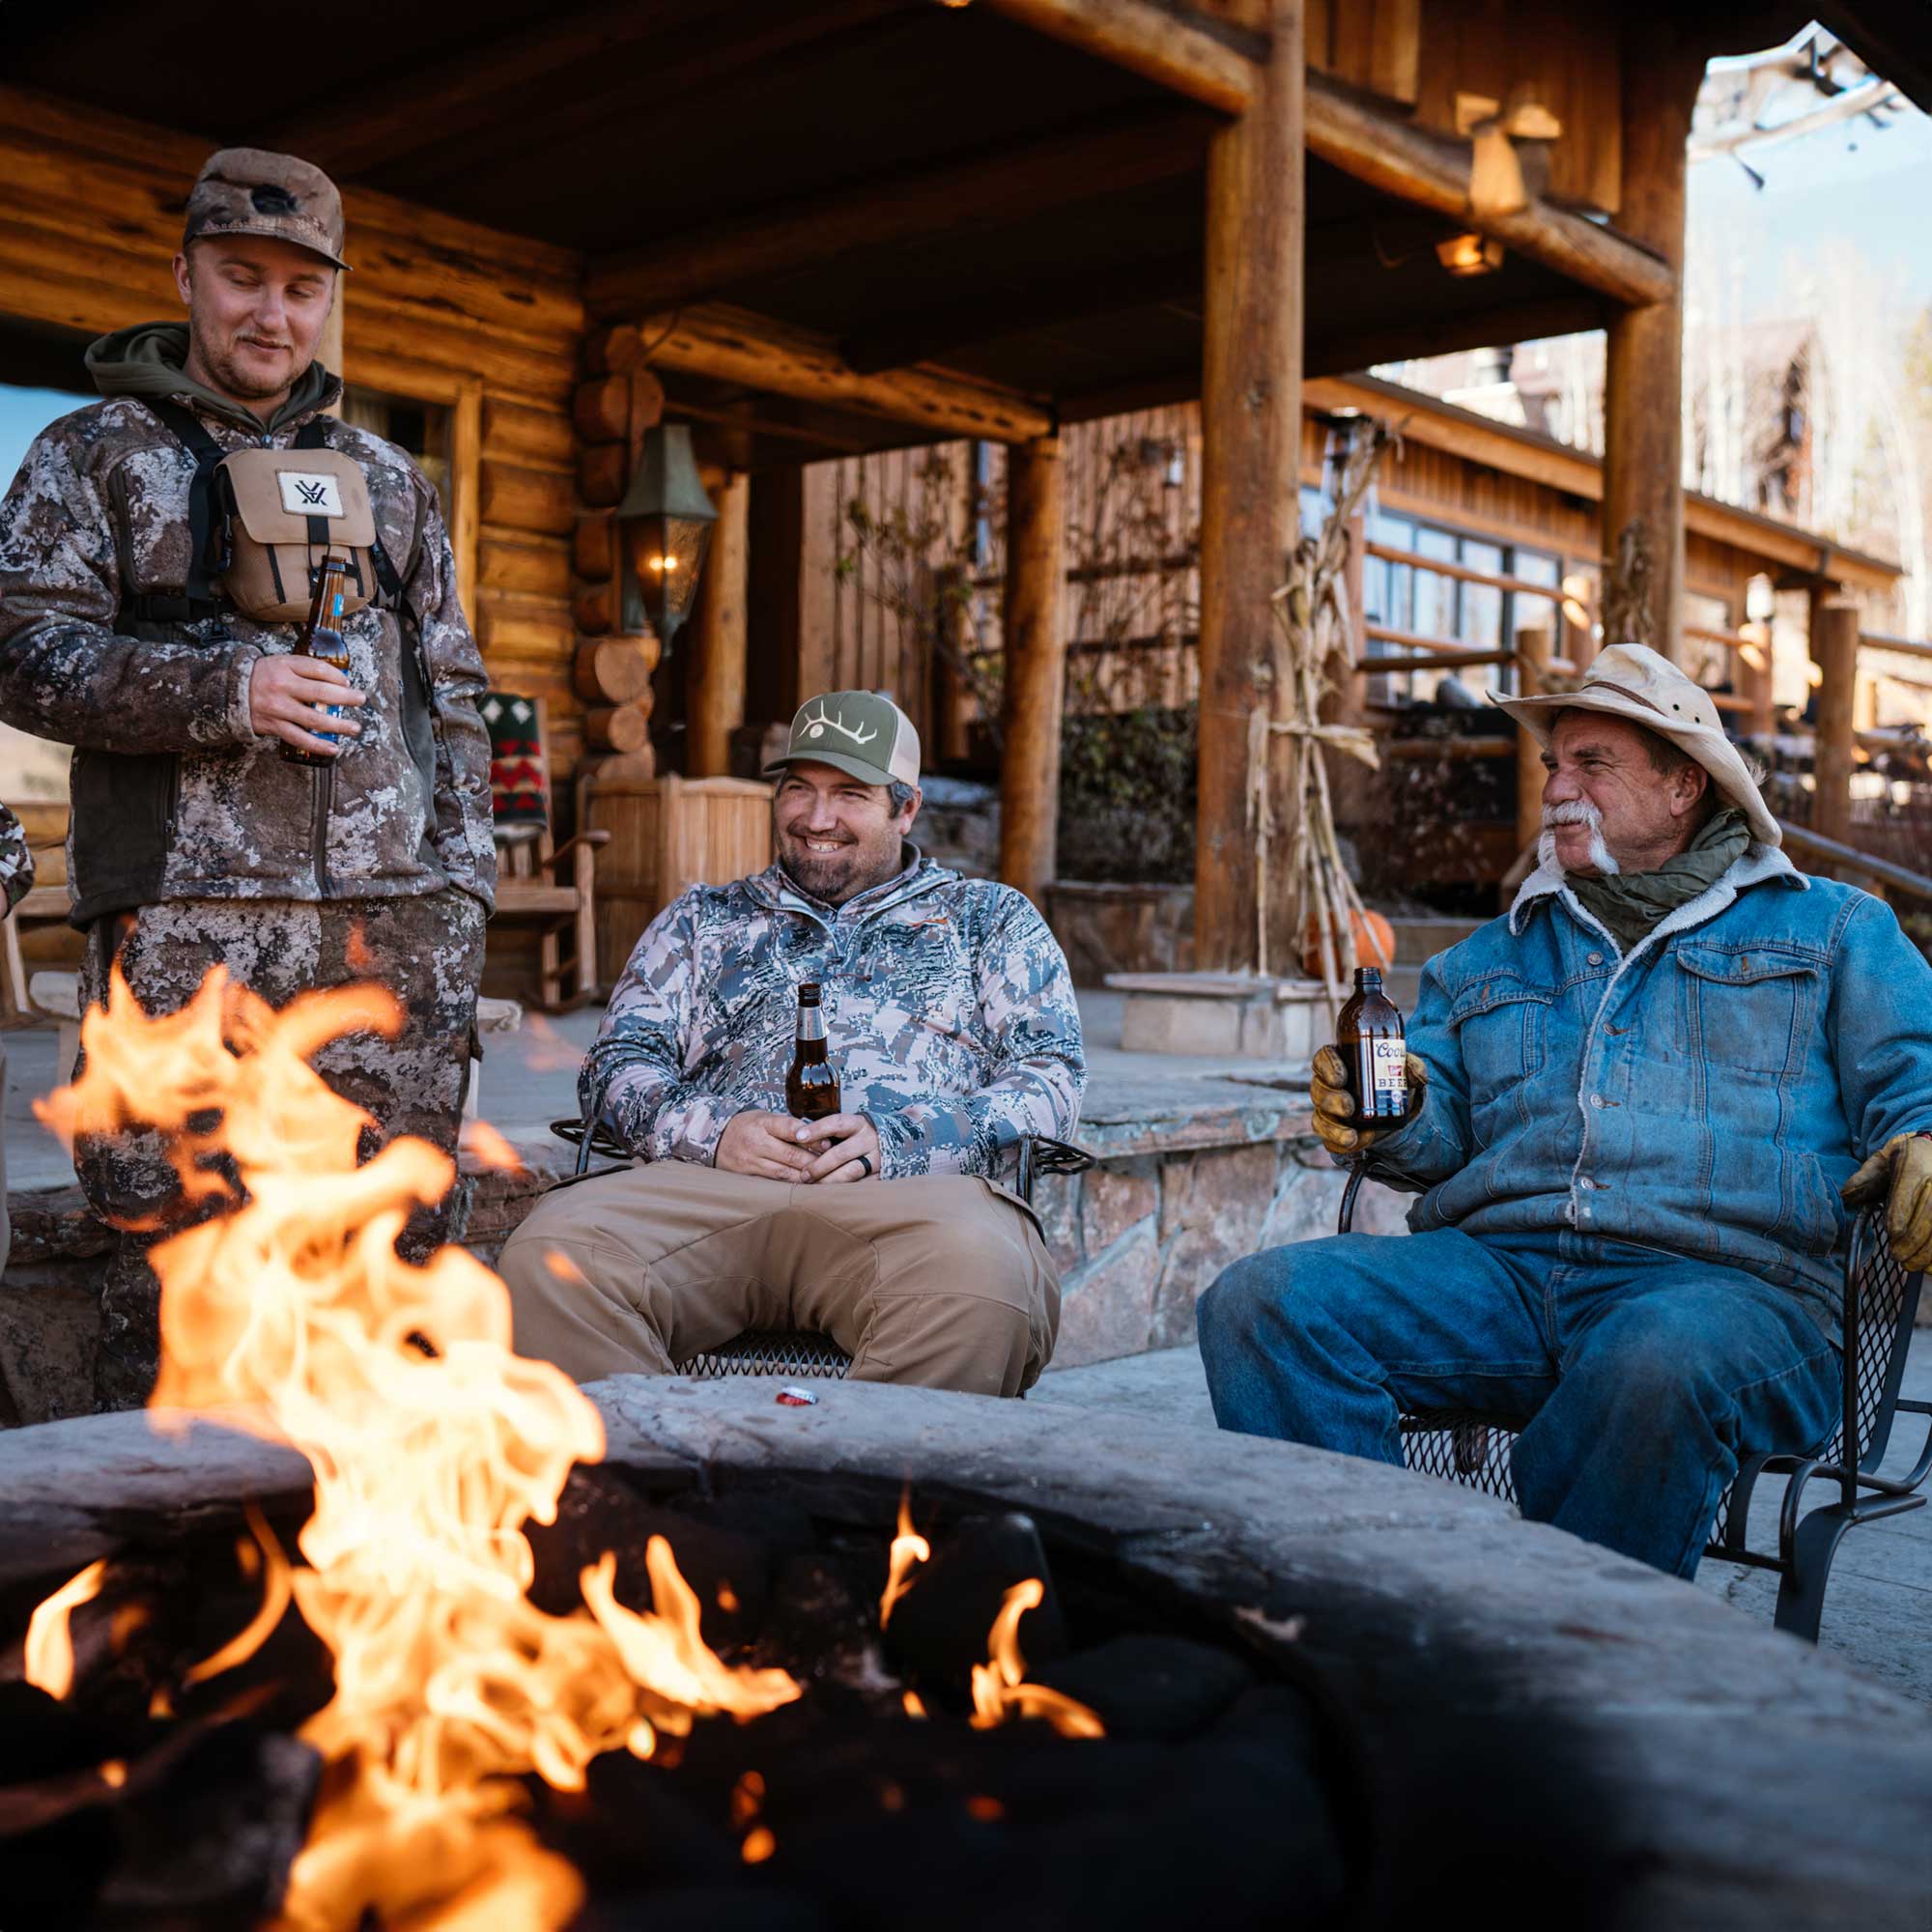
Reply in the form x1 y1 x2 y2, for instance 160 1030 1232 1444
1370 1037 1406 1104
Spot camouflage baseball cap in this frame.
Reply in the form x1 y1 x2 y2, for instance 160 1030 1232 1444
183 148 351 271
765 691 921 789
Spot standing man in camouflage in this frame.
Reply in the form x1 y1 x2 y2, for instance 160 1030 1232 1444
499 692 1084 1397
0 150 497 1408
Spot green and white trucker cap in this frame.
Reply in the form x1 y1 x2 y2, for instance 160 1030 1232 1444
765 690 921 788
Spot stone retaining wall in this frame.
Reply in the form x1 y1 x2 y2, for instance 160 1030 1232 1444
0 1094 1409 1422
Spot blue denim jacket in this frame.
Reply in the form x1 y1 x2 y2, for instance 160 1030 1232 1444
1365 845 1932 1334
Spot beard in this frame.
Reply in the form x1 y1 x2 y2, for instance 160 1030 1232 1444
206 336 300 400
775 826 903 905
1539 800 1620 877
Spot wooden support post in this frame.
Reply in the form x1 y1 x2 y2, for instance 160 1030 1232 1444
1812 596 1860 845
1740 620 1776 740
997 437 1067 911
687 471 751 778
450 377 482 629
1194 0 1303 975
1515 623 1554 854
1601 23 1703 662
931 565 978 765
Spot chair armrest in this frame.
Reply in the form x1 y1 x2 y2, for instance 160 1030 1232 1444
1014 1134 1094 1207
543 830 612 872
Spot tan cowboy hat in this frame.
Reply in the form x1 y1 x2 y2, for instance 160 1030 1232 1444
1492 642 1780 847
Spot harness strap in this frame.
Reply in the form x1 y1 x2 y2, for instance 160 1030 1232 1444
296 417 404 608
141 397 226 602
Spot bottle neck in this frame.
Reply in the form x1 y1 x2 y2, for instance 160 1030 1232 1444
1353 968 1382 992
795 1003 825 1044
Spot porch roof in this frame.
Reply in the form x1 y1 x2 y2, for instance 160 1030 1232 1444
5 0 1630 464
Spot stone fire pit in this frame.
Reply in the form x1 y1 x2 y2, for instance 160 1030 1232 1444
2 1380 1926 1927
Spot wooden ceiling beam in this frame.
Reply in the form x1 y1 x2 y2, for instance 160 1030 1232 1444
635 303 1055 443
410 0 914 196
1055 291 1608 424
980 2 1675 310
267 0 706 176
584 106 1209 319
838 211 1450 374
841 251 1202 376
981 0 1258 116
1303 73 1676 311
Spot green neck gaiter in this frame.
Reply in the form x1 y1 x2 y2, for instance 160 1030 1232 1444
1568 806 1751 954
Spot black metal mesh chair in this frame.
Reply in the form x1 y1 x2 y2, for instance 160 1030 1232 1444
1338 1170 1930 1640
546 1116 1094 1383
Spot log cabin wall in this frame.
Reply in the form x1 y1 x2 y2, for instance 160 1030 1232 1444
0 86 588 771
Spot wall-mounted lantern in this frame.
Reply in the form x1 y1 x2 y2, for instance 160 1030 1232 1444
614 423 718 645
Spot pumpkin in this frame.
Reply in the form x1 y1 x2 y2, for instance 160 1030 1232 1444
1299 907 1396 980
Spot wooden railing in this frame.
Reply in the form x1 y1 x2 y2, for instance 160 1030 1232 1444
1777 820 1932 910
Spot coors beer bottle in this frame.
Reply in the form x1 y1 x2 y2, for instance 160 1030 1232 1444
280 554 354 769
785 982 840 1122
1336 966 1408 1128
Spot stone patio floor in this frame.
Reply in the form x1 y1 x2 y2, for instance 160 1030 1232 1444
1033 1338 1932 1707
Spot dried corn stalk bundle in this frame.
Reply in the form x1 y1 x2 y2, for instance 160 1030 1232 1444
1247 421 1395 1006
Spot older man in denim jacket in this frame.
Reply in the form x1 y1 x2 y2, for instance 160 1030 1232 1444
1201 645 1932 1578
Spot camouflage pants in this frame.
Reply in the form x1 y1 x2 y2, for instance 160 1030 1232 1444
76 891 487 1411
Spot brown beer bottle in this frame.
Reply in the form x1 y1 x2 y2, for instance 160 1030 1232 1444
1336 966 1408 1128
280 554 354 769
785 981 841 1122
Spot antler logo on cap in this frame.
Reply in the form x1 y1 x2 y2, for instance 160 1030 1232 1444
800 702 879 748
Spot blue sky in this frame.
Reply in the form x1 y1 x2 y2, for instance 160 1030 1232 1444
0 383 91 497
1687 98 1932 325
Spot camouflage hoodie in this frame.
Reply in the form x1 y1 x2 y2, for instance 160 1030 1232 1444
585 852 1086 1179
0 323 496 924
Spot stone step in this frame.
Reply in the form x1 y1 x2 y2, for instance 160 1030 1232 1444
1384 915 1487 963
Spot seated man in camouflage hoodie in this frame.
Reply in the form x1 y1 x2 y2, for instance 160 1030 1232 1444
0 150 495 1408
501 692 1085 1398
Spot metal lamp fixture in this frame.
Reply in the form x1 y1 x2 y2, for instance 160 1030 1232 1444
614 423 718 645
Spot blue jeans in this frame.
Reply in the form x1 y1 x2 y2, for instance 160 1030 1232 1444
1197 1228 1842 1578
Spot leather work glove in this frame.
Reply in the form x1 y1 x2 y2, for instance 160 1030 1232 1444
1310 1045 1428 1160
1841 1131 1932 1272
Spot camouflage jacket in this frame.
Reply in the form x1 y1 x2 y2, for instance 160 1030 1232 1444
585 853 1086 1179
0 804 33 914
0 324 497 925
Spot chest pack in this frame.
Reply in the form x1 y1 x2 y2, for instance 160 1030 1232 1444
130 397 402 626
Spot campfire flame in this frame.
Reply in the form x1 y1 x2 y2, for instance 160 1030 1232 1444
185 1505 291 1687
28 967 800 1929
23 1556 105 1699
969 1580 1105 1739
879 1485 929 1628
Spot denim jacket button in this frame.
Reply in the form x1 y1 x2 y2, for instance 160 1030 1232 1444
1587 952 1604 966
1589 1093 1605 1109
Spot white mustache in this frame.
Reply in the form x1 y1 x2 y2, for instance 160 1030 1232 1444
1542 801 1601 829
1538 799 1619 875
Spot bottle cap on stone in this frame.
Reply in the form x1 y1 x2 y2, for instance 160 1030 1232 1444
765 690 920 789
183 148 351 272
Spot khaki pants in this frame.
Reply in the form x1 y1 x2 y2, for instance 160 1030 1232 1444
500 1162 1061 1398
